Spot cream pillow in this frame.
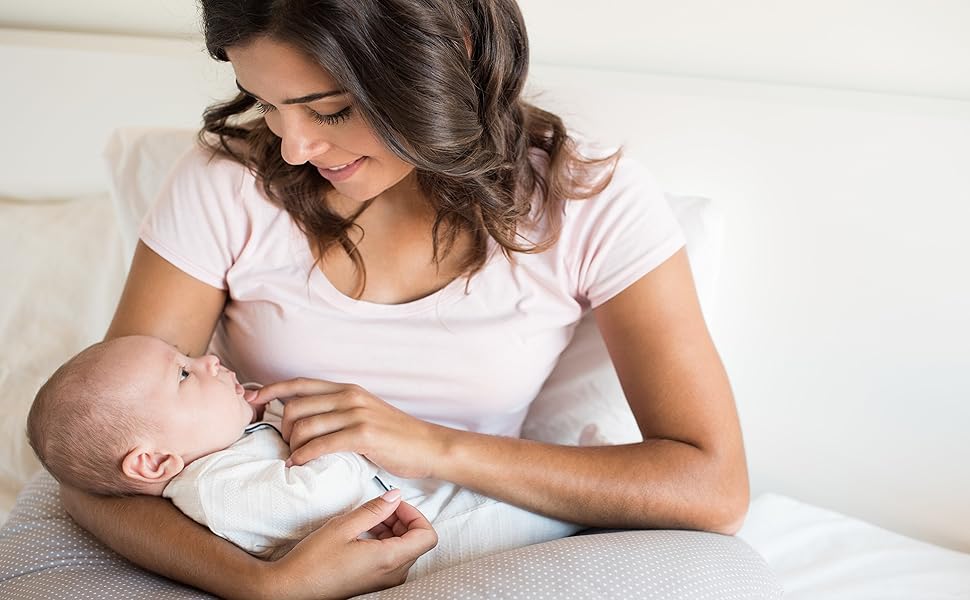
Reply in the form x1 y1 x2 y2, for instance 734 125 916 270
0 193 127 521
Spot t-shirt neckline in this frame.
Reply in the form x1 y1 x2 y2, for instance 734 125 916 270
294 227 495 317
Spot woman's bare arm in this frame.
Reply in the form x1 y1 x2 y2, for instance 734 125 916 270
104 241 227 356
433 249 749 532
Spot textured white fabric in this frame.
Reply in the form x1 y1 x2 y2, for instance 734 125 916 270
163 401 579 573
162 401 380 560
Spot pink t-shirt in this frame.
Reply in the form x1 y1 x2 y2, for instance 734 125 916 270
140 143 684 437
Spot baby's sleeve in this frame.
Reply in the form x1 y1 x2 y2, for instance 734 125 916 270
138 145 251 290
566 157 686 309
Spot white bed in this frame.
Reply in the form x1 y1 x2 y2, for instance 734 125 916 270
1 27 968 598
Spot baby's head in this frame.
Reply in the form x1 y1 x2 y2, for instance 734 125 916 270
27 335 255 496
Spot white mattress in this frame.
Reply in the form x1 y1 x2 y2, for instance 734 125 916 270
738 494 970 598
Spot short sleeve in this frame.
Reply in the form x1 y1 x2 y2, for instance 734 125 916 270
138 145 250 290
568 157 686 309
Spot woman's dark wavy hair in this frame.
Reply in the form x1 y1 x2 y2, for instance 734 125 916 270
199 0 621 298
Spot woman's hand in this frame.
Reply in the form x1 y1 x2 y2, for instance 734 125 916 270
254 378 454 478
264 489 438 600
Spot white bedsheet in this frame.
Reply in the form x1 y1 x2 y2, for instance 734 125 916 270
739 494 970 599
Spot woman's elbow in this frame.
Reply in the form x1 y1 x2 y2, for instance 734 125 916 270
711 497 749 535
707 462 750 535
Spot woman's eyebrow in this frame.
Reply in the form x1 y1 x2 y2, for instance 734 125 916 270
235 80 346 104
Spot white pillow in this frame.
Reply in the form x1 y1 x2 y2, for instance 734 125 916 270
0 193 128 522
101 127 723 448
103 128 199 263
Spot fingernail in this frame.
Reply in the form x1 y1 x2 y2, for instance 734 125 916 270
381 489 401 503
284 459 293 468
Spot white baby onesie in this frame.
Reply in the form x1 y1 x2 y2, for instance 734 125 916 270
163 400 581 575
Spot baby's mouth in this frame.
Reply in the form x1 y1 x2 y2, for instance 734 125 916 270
229 371 244 396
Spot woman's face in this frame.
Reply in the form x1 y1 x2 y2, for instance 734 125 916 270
226 36 415 204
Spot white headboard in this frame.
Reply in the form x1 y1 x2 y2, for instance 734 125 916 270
3 27 969 551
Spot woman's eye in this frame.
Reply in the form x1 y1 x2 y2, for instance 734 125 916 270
253 100 275 114
251 96 352 126
310 106 353 126
179 367 190 382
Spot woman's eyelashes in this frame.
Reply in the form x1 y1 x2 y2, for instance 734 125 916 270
310 106 353 125
252 100 353 125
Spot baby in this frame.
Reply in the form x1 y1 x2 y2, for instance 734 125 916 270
27 335 580 576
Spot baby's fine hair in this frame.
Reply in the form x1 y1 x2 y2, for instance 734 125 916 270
27 341 157 497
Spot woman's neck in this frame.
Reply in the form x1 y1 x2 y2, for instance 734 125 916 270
327 170 433 225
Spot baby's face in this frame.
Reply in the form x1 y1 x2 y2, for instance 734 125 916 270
116 336 255 461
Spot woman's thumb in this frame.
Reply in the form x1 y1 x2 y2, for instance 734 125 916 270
336 489 402 537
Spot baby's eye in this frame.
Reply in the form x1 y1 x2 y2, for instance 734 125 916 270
179 367 190 383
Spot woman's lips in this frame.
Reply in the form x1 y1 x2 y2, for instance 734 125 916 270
316 157 367 182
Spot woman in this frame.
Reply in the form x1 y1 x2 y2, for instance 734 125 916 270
61 0 749 598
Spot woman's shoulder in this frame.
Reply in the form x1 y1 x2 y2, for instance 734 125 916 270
528 134 663 228
161 140 286 223
171 141 255 191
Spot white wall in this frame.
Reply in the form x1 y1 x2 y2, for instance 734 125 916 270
2 0 969 100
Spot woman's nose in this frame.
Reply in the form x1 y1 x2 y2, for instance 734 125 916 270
279 118 332 165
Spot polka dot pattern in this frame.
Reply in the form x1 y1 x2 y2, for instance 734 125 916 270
0 472 214 599
1 471 781 599
359 528 782 599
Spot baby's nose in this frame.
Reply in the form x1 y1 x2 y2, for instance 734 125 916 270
201 354 221 375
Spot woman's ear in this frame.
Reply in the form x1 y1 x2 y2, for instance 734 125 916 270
121 445 185 484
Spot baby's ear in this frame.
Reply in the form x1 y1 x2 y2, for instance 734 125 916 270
121 446 185 484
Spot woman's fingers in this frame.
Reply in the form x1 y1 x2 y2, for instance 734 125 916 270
268 495 434 598
391 500 435 538
282 401 358 444
278 387 364 440
330 492 436 558
364 501 438 560
367 499 434 540
255 377 346 405
330 490 402 541
287 428 360 466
